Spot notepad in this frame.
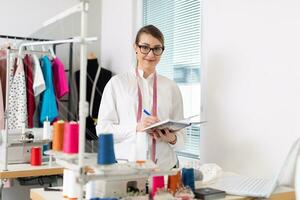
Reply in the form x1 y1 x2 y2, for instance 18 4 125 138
142 119 206 133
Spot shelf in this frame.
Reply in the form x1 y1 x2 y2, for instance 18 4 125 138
45 150 179 183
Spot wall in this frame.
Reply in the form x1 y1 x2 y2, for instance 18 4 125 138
0 0 78 37
31 0 102 70
201 0 300 178
100 0 142 74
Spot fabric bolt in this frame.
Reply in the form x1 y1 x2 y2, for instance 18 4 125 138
51 57 69 98
32 54 45 97
23 55 35 128
96 68 185 170
7 56 27 130
39 56 58 124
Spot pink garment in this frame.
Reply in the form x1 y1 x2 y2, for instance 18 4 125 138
51 57 69 98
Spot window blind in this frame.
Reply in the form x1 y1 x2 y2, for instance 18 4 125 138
143 0 202 158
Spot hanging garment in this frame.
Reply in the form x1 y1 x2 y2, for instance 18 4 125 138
39 56 58 124
0 50 7 106
32 54 45 97
75 58 112 140
7 56 27 130
51 57 69 99
23 55 35 128
0 78 3 129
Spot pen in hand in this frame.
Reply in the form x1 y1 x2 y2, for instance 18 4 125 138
143 109 151 116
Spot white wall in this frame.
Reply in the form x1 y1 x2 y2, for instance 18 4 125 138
0 0 78 37
201 0 300 178
100 0 142 74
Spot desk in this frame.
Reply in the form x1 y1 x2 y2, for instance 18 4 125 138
30 186 295 200
0 162 63 179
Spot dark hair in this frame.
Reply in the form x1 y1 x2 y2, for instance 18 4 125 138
135 25 164 47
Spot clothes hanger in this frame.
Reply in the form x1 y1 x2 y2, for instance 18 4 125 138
49 45 56 59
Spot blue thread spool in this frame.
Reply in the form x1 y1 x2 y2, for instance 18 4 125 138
182 168 195 191
97 133 117 165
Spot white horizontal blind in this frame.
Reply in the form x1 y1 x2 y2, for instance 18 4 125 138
143 0 201 158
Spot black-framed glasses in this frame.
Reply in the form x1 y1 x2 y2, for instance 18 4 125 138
138 45 164 56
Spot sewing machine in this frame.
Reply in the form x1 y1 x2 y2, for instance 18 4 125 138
0 128 50 164
88 177 148 198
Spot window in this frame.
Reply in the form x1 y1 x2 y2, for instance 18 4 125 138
143 0 202 158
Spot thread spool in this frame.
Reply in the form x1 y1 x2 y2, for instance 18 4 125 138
181 168 195 191
151 176 165 198
30 147 42 166
167 171 181 195
135 132 148 161
52 120 65 151
97 133 116 165
62 169 80 199
85 181 97 200
43 117 51 139
62 169 70 198
63 121 79 154
68 170 79 199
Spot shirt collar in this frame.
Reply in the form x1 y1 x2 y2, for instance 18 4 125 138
136 68 155 80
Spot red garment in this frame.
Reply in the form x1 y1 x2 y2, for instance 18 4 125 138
23 55 35 128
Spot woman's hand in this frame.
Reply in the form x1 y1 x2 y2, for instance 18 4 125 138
136 116 159 132
154 129 177 144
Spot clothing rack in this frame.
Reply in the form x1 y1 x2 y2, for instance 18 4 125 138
0 35 76 121
0 34 52 172
0 34 51 42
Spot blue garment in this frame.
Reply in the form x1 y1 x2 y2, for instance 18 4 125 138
39 56 58 123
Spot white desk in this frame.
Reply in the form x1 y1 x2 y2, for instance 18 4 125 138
30 186 295 200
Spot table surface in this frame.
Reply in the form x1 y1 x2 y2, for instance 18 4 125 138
30 186 295 200
0 162 63 179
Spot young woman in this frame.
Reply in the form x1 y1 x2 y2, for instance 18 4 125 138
96 25 184 170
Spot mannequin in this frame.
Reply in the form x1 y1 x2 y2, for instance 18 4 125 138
75 53 112 141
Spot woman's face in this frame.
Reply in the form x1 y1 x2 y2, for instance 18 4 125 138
134 33 163 73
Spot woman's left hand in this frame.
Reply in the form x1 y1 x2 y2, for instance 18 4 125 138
155 129 177 144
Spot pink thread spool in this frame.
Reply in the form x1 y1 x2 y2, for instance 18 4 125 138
151 176 165 198
63 121 79 154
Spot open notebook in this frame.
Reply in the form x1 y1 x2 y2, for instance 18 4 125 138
210 138 300 198
141 119 206 133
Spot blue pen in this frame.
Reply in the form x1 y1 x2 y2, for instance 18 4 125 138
143 109 151 116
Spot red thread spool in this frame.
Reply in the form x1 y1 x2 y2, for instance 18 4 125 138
30 147 42 166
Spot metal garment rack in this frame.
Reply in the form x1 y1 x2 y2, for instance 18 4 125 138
0 35 51 42
0 34 51 172
0 35 75 121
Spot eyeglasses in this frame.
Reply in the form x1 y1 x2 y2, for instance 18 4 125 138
137 45 164 56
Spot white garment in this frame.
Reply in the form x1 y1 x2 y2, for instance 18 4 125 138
7 55 27 130
32 54 45 96
96 68 185 170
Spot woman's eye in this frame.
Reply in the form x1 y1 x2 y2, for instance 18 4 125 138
141 46 149 51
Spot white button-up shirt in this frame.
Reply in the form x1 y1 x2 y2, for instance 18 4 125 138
96 68 185 170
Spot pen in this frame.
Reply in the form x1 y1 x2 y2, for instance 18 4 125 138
143 109 151 116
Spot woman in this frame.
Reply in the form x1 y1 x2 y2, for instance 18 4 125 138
96 25 184 170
